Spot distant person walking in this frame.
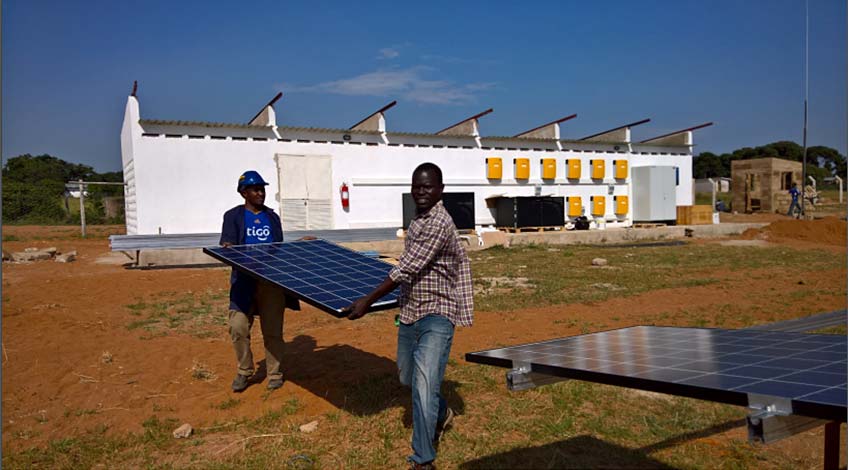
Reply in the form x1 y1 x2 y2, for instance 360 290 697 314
220 170 300 392
787 182 801 218
344 162 473 470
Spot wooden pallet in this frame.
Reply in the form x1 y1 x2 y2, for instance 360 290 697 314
498 226 564 233
676 205 713 225
632 223 667 229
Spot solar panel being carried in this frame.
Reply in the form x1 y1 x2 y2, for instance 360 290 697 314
204 240 399 317
467 326 846 422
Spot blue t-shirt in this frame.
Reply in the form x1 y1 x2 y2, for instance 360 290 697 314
789 187 800 202
244 210 272 244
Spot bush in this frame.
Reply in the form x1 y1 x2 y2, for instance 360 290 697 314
2 153 125 225
2 180 67 223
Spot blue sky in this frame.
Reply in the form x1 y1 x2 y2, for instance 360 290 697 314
3 0 845 172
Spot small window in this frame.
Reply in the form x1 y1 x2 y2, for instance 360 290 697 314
747 174 757 191
675 167 679 186
781 172 792 190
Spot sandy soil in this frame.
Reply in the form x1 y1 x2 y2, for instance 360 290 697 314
1 218 845 464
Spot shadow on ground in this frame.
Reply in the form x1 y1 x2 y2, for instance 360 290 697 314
460 418 748 469
459 435 675 469
280 335 465 420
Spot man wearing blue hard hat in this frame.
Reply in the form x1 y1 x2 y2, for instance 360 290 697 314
220 170 300 392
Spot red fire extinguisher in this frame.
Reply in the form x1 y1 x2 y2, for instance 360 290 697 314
340 182 350 209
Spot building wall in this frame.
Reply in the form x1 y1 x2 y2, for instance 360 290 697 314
121 98 695 234
731 158 801 213
694 178 730 193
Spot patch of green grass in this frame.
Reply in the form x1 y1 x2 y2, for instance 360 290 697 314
694 191 731 206
249 398 303 432
126 318 159 330
214 397 241 410
470 243 843 312
142 416 180 449
3 423 148 469
72 409 99 417
2 234 20 242
123 288 229 338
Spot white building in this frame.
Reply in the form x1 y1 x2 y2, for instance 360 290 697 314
694 177 731 193
120 90 711 235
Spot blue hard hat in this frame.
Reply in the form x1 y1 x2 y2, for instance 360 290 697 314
237 170 269 191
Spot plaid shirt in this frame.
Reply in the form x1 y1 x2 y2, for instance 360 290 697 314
389 201 474 327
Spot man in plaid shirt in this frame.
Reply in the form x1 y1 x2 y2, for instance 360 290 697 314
345 162 473 470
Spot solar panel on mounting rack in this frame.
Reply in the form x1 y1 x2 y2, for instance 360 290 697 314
203 240 399 317
466 326 847 422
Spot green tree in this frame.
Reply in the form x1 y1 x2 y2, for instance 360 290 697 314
2 179 67 223
2 154 96 183
716 141 845 180
2 153 123 224
808 146 847 177
693 152 725 178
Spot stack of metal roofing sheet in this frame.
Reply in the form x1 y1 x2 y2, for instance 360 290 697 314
109 227 400 251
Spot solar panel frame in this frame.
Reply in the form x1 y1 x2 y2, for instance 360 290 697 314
466 326 846 422
204 239 399 317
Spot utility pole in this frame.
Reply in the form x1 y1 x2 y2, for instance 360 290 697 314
801 0 809 218
67 181 127 238
78 179 86 238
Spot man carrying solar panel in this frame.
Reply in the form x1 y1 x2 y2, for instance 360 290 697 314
344 163 474 470
220 170 303 392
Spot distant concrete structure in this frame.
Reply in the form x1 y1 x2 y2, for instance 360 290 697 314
731 158 801 213
694 177 730 193
102 196 124 219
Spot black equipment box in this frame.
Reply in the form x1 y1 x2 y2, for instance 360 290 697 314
494 196 565 228
402 192 476 230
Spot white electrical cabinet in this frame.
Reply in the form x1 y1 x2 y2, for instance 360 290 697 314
632 166 677 222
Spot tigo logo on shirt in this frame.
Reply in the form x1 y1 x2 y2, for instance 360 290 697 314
247 225 271 241
244 211 272 244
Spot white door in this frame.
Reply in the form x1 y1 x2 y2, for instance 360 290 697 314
276 154 333 231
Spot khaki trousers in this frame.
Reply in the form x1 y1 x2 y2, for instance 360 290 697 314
229 281 286 380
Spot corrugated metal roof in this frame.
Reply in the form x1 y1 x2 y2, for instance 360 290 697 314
139 119 269 129
137 120 685 149
278 125 382 135
138 120 383 135
482 135 558 143
386 131 470 138
560 138 629 146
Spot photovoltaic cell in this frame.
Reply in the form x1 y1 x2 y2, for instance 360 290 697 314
204 240 399 317
466 326 846 422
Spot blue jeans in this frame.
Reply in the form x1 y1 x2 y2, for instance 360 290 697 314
787 199 800 217
397 314 455 465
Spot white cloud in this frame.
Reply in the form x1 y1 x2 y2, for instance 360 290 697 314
377 48 400 60
421 54 500 66
285 66 496 105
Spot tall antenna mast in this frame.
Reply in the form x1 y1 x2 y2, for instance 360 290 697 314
801 0 809 217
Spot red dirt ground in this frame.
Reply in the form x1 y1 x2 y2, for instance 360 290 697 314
741 216 847 247
1 220 845 465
